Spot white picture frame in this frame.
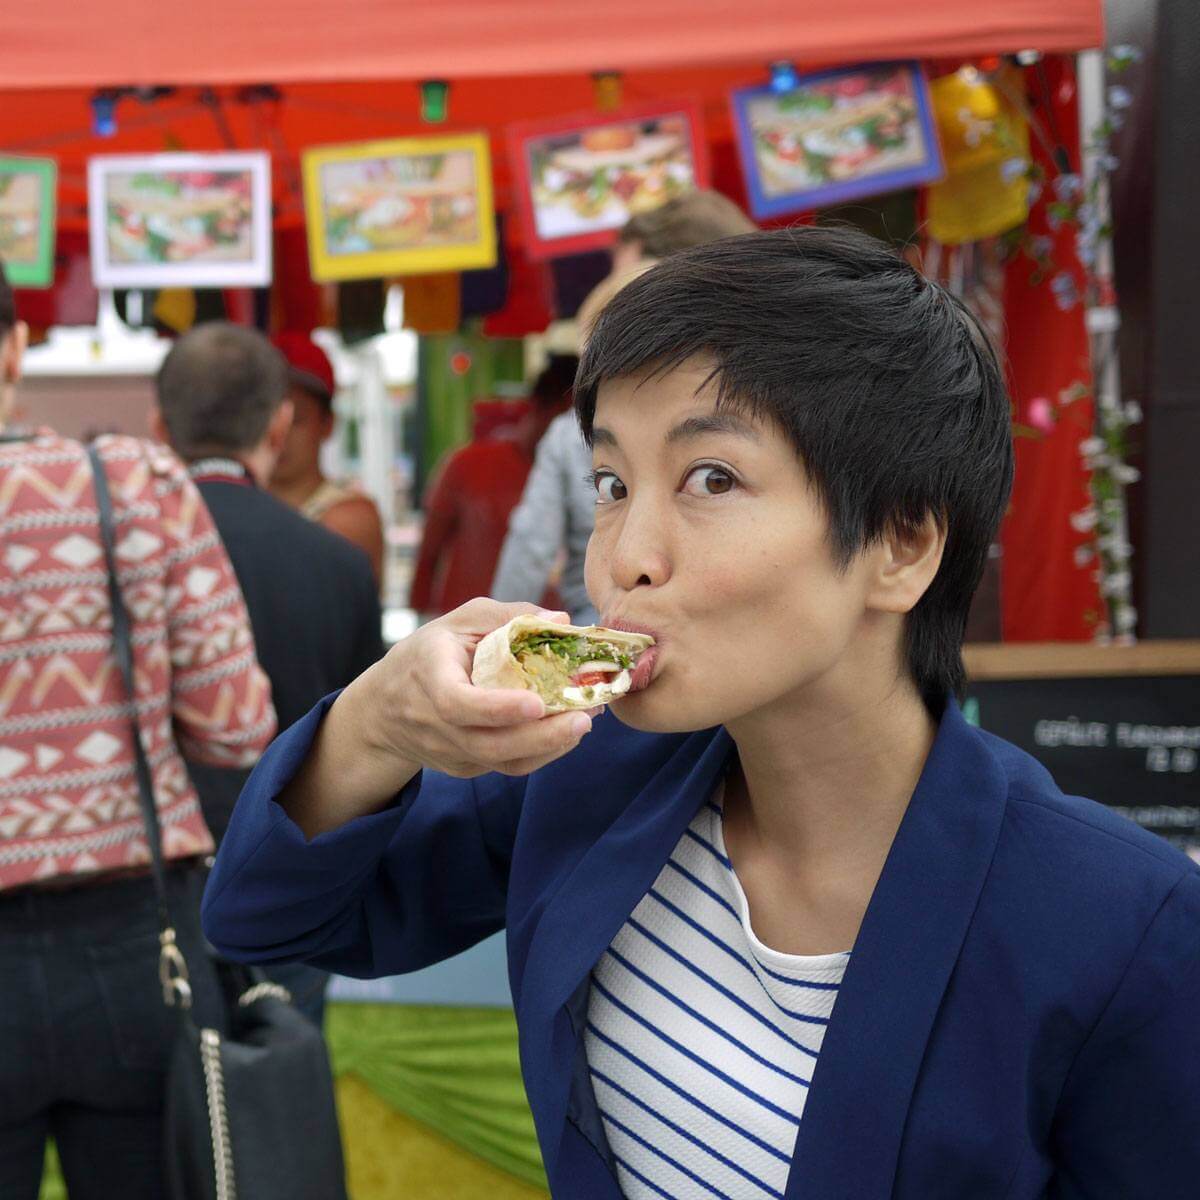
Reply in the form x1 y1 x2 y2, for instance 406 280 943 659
88 152 272 288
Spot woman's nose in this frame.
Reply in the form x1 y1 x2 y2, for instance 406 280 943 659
606 500 672 593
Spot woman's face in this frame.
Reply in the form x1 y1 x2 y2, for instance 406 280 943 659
585 361 892 734
271 387 332 487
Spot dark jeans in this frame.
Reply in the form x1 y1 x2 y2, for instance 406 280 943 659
0 866 224 1200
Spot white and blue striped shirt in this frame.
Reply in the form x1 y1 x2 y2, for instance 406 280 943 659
584 794 849 1200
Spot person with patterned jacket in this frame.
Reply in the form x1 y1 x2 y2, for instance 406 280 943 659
0 261 276 1200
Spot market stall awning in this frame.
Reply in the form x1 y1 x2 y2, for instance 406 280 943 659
9 0 1104 90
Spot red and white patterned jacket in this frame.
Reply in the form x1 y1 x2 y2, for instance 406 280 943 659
0 431 276 891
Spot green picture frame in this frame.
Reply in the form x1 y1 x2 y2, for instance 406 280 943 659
0 156 57 288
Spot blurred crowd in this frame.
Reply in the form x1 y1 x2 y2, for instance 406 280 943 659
0 187 752 1199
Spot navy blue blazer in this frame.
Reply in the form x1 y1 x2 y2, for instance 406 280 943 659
203 696 1200 1199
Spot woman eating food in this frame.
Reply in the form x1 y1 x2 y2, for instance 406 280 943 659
203 228 1200 1199
471 616 652 709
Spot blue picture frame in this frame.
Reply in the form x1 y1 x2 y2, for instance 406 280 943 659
731 61 944 221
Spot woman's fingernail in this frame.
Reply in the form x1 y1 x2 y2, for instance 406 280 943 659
570 715 592 738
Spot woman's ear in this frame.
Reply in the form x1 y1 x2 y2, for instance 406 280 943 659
865 511 946 615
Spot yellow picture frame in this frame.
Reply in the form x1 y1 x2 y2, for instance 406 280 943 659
302 133 497 281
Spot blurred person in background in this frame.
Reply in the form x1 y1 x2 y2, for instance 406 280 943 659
267 331 386 586
0 263 276 1200
152 323 384 1026
492 189 756 624
409 354 577 620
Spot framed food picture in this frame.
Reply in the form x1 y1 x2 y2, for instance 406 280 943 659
0 157 57 287
509 103 709 259
302 134 496 281
731 62 944 220
87 152 272 288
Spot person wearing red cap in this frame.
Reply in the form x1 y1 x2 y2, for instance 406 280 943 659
269 331 386 585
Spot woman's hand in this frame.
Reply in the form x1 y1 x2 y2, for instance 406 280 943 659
281 599 597 838
360 597 598 779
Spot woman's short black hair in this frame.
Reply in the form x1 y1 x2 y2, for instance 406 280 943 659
575 226 1014 713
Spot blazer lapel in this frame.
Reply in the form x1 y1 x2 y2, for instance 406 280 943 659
518 724 735 1175
785 701 1010 1199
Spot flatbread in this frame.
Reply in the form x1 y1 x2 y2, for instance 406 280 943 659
471 615 654 713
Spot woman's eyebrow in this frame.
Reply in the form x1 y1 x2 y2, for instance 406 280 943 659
591 412 759 450
665 412 760 445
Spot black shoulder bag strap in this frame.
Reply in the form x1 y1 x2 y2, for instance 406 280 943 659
85 442 193 1010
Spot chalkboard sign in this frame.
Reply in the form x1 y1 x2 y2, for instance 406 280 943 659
964 642 1200 861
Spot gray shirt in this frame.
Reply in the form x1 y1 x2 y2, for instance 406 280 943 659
491 411 598 624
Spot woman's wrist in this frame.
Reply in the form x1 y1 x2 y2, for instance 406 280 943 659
281 672 421 840
336 667 423 794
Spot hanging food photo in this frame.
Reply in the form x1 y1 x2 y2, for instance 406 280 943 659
302 133 497 280
731 60 944 219
87 151 273 287
0 156 57 287
508 102 709 258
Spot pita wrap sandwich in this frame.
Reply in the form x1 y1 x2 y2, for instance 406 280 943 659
471 615 654 713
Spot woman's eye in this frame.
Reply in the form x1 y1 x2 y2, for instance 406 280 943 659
592 471 628 503
681 465 737 497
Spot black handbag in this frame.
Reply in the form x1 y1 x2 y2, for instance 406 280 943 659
86 443 348 1200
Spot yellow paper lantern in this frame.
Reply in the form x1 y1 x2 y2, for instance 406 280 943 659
927 67 1031 245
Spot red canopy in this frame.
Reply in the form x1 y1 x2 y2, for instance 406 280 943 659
9 1 1103 90
3 5 1106 644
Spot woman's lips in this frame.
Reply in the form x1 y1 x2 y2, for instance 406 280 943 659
604 617 662 693
628 645 660 693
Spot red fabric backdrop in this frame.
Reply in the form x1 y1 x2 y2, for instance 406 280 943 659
1000 56 1102 640
0 26 1105 641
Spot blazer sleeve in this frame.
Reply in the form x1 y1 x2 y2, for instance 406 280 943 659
1047 867 1200 1198
200 692 527 979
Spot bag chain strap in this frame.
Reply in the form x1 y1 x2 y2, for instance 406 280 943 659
87 444 254 1199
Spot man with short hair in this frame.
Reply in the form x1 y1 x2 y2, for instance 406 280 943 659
154 322 384 1024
